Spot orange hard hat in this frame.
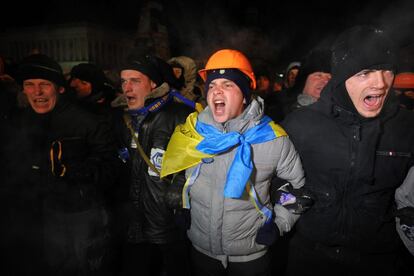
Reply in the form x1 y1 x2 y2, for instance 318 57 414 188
394 72 414 89
198 49 256 89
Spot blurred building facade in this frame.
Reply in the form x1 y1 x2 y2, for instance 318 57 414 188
0 1 171 73
0 23 134 73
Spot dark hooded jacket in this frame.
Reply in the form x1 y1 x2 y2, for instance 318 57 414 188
282 82 414 253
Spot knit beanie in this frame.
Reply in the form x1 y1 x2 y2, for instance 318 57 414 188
285 62 301 77
17 54 65 86
121 54 182 89
294 48 331 93
69 63 107 92
120 54 164 87
205 69 251 103
331 25 397 87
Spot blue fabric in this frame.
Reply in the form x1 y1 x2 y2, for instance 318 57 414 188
127 94 172 117
128 89 197 118
127 89 198 131
195 115 277 198
170 89 197 109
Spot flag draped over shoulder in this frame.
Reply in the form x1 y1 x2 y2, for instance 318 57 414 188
161 112 287 198
161 112 212 178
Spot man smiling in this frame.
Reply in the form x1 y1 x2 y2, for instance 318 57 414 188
13 54 117 275
282 26 414 275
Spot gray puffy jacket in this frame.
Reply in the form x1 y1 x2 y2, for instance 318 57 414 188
187 97 305 263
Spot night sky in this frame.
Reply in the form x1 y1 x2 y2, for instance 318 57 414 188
2 0 414 70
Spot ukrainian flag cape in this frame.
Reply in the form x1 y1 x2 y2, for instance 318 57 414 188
161 112 287 198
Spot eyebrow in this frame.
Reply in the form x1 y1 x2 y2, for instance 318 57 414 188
211 79 234 85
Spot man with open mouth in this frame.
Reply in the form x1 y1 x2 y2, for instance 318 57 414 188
161 49 311 276
114 54 195 276
280 25 414 275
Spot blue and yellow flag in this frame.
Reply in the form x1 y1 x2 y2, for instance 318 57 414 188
161 112 287 198
161 112 213 178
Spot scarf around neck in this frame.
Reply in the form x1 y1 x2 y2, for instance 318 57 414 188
161 112 287 198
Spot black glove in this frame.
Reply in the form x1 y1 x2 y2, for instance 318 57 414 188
174 208 191 231
396 207 414 227
255 221 280 246
396 207 414 241
274 183 314 214
164 173 187 210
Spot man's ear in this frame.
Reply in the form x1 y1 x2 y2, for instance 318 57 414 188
58 86 65 94
150 80 157 90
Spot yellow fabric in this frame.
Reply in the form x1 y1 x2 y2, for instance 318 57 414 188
160 112 213 178
160 112 288 178
269 120 287 137
195 102 204 113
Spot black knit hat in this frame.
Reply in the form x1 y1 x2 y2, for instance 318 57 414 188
294 48 331 93
331 25 397 87
69 63 108 93
123 54 182 89
205 69 251 103
17 54 65 86
302 49 331 77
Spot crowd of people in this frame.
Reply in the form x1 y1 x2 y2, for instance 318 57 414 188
0 24 413 276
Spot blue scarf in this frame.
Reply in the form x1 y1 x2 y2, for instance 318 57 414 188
195 115 279 198
127 90 199 131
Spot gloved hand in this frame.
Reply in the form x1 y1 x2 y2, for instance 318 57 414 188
396 207 414 227
164 174 186 210
396 207 414 241
255 221 280 246
174 208 191 231
274 183 314 214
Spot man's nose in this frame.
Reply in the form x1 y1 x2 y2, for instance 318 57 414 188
372 71 386 88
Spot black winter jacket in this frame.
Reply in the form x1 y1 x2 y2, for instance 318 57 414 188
282 82 414 253
10 97 118 212
113 91 193 244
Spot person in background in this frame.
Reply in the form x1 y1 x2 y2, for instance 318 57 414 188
168 55 205 106
287 48 332 113
255 69 273 99
161 49 312 276
114 54 195 276
254 68 285 123
278 61 301 118
0 55 24 276
283 61 301 91
280 25 414 276
11 54 118 275
393 70 414 110
69 63 116 116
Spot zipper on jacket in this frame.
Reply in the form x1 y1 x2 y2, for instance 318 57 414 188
340 125 360 243
352 125 361 141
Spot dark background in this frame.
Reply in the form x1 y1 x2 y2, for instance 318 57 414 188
1 0 414 70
